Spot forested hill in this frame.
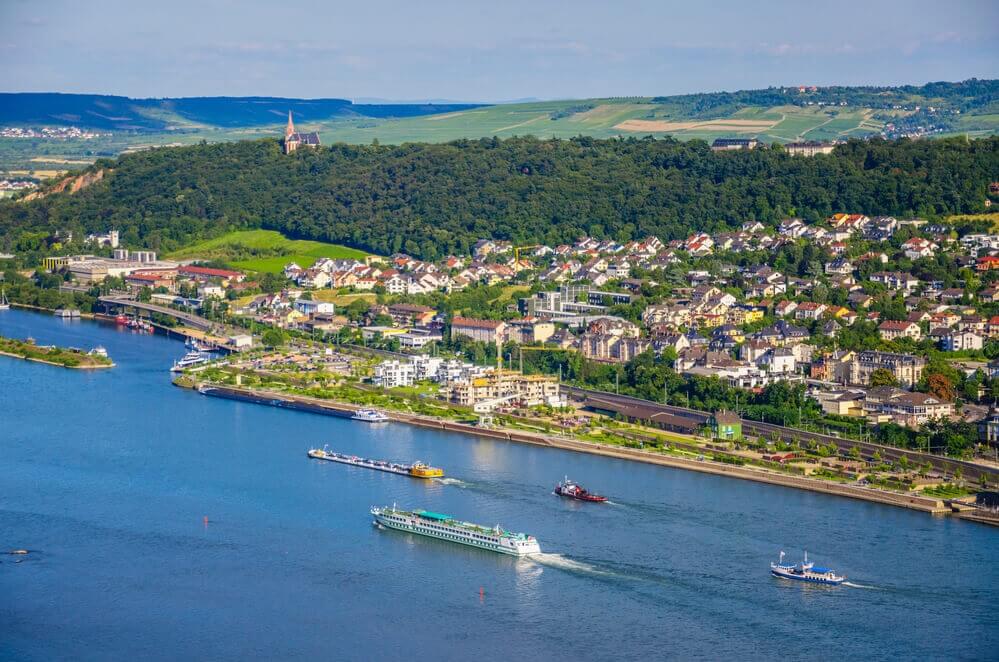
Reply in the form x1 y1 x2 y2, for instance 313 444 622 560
0 93 481 131
2 135 996 260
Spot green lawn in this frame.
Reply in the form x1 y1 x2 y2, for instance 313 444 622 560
167 229 370 273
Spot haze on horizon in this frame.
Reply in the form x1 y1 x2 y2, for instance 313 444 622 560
1 0 997 102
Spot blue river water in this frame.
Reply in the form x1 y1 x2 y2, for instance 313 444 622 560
1 308 997 661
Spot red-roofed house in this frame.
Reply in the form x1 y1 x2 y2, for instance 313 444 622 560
977 255 999 272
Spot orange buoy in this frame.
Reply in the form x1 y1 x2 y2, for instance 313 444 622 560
203 516 209 526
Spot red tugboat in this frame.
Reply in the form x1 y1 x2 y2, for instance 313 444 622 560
554 477 607 503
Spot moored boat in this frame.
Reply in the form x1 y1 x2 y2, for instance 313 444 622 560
770 551 845 585
308 447 443 478
351 408 389 422
371 504 541 556
170 350 213 372
0 288 9 311
554 477 607 502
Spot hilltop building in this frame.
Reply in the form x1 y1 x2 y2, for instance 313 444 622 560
785 141 835 156
711 138 759 151
282 111 321 154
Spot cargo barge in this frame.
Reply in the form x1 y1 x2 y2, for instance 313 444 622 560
308 447 443 478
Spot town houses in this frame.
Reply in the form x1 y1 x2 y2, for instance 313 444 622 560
38 205 999 438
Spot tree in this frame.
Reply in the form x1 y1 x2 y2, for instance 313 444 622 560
261 328 286 347
869 368 898 388
926 374 956 402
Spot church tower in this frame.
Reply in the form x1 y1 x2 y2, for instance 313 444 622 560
281 109 319 155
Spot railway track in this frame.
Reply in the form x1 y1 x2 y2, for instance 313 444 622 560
561 385 994 482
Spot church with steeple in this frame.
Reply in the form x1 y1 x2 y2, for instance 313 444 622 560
282 111 321 154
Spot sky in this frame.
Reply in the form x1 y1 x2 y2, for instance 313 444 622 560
1 0 997 101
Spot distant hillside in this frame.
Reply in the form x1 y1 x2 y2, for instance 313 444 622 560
320 79 999 145
0 93 483 131
1 80 995 174
2 134 995 260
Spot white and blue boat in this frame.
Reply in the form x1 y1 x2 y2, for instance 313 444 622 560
771 551 845 585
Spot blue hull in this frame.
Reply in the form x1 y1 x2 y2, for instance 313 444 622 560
771 569 844 585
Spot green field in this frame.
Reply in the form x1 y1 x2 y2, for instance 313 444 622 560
166 229 370 273
315 100 889 145
5 92 998 175
0 99 893 174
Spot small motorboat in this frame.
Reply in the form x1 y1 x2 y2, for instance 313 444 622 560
351 409 389 422
554 477 607 502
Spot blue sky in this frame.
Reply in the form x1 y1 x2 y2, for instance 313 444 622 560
1 0 996 101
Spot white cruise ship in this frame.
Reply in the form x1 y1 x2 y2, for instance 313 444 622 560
371 505 541 556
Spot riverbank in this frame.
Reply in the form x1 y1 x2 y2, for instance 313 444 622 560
0 335 114 369
10 301 96 319
179 380 961 516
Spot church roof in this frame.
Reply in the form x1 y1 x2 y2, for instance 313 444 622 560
287 132 321 145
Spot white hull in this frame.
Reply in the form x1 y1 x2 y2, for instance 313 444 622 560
372 508 540 556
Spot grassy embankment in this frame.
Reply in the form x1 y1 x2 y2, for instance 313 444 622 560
0 334 113 369
166 229 370 273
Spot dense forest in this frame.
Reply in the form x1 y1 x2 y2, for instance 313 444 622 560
1 134 996 260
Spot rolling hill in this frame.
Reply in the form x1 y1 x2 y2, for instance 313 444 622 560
0 93 481 131
1 80 996 174
2 134 995 261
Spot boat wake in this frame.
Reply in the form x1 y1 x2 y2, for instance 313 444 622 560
435 477 472 488
843 581 878 589
527 553 618 578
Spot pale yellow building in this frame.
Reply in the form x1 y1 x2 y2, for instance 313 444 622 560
444 369 560 411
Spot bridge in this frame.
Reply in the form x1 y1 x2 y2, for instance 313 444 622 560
98 296 216 332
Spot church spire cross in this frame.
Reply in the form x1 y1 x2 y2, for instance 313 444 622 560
286 110 295 138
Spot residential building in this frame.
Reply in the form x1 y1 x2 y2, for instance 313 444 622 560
373 360 417 388
848 351 926 388
450 317 507 345
863 387 953 428
442 369 561 411
387 303 436 327
878 320 922 341
939 329 984 352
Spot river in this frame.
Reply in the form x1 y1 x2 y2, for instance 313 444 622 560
1 309 996 661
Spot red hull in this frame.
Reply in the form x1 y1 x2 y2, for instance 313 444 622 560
554 486 607 502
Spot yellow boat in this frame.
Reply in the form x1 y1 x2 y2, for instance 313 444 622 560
408 462 444 478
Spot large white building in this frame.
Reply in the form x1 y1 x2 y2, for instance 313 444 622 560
372 360 417 388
